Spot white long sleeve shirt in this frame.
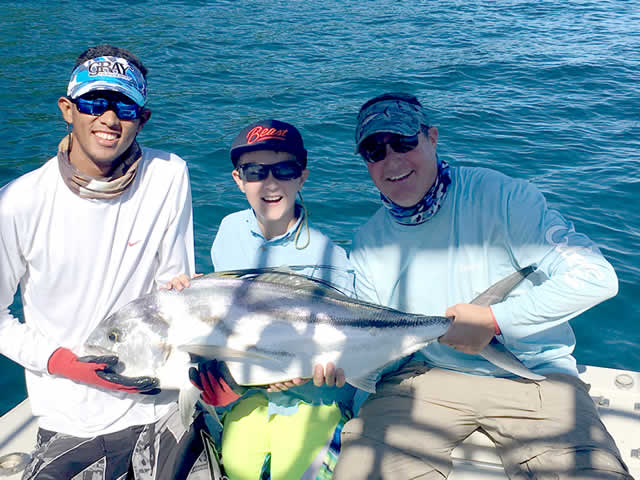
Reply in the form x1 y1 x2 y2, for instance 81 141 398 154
0 147 194 436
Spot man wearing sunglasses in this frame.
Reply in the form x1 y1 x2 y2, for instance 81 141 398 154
332 93 631 479
0 45 209 479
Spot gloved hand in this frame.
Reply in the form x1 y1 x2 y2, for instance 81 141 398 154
188 360 246 407
48 347 159 394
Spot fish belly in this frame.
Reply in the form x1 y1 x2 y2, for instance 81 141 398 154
221 321 445 387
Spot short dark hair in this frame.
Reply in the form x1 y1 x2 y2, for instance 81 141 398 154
358 92 422 116
72 45 148 78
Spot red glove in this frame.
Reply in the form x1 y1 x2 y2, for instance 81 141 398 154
189 360 245 407
48 347 159 394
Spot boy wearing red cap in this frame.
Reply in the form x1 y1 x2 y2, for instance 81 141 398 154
173 119 358 479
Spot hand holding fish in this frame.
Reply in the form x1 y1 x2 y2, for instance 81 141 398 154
189 360 243 406
48 347 159 394
189 359 345 403
314 362 346 388
265 377 308 393
440 304 497 354
164 273 202 291
266 362 346 392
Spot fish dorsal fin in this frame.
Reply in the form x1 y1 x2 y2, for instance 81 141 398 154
199 266 353 301
471 265 535 306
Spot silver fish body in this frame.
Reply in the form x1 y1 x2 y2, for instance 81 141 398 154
85 270 454 393
84 266 543 396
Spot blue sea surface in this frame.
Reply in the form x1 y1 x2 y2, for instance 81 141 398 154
1 0 639 416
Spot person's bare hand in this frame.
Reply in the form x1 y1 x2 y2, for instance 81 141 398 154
266 377 309 393
265 362 346 392
313 362 345 387
164 273 203 291
438 304 496 354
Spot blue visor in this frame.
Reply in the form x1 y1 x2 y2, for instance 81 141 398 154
67 56 147 107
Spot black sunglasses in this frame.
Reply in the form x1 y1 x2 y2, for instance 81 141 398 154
358 133 421 163
72 93 142 120
237 160 303 182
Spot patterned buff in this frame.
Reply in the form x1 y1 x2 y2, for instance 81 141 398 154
57 134 142 199
381 158 452 225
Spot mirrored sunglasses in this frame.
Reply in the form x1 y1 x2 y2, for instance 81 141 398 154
237 160 303 182
358 133 420 163
72 94 142 120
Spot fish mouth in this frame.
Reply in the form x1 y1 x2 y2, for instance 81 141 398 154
83 344 113 356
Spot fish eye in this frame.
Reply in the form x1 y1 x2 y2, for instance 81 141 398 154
107 328 122 343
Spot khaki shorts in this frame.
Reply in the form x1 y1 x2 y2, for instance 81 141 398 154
334 364 631 480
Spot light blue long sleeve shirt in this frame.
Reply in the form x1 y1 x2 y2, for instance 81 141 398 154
211 207 359 416
350 166 618 378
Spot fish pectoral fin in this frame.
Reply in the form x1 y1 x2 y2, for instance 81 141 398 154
347 369 381 394
178 383 202 428
179 344 279 365
198 400 223 428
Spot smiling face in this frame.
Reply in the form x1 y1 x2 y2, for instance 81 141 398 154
366 127 439 207
232 150 308 240
58 92 150 177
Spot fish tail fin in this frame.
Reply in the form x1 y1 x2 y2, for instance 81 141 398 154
479 341 546 381
471 266 545 381
471 265 535 306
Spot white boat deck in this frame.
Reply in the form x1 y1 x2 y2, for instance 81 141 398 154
1 365 638 479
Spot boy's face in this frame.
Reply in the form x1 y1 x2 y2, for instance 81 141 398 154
232 150 309 239
58 92 149 177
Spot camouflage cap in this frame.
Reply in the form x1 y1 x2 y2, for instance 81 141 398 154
354 93 429 153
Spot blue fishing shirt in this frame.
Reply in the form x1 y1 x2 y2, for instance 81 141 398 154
350 166 618 379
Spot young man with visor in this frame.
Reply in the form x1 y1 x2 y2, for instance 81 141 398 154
170 119 359 479
0 45 209 479
332 93 632 479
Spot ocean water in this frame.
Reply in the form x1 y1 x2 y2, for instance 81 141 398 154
1 0 639 416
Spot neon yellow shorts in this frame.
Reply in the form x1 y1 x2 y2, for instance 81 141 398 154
221 394 341 480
